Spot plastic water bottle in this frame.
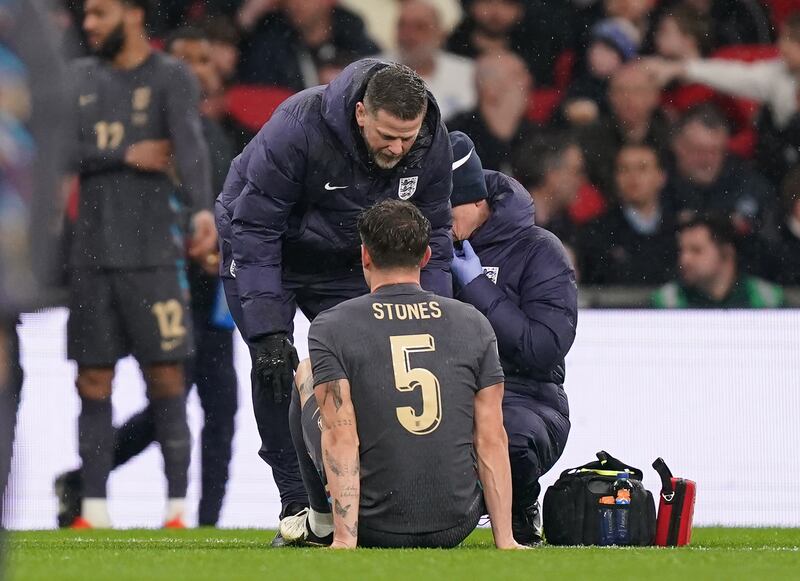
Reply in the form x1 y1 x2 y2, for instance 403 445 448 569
598 496 615 545
614 474 632 545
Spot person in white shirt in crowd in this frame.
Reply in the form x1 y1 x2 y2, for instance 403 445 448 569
645 12 800 185
381 0 476 122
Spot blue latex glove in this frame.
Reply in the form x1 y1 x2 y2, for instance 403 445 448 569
451 240 484 287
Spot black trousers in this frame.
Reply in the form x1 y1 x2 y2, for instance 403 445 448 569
503 385 571 510
222 269 368 511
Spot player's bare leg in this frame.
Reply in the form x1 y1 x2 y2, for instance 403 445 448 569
75 367 115 528
144 363 190 528
280 359 333 546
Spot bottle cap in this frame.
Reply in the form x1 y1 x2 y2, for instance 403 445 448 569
617 472 629 478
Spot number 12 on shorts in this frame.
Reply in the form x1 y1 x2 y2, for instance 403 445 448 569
390 334 442 435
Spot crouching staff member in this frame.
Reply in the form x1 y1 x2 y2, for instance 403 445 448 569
449 131 577 545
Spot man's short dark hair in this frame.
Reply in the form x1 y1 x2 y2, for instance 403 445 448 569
616 142 664 169
674 103 731 136
513 131 579 190
678 212 737 249
363 64 428 120
164 26 207 53
358 200 431 269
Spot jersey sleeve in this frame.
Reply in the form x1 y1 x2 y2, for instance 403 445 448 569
308 310 348 386
475 312 504 390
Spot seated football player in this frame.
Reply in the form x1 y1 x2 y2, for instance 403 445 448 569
280 200 523 549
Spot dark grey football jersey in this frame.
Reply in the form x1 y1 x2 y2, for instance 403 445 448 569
308 283 503 535
69 52 211 269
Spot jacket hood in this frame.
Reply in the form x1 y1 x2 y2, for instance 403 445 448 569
471 170 536 248
320 57 443 170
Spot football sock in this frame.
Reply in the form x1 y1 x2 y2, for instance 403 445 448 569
81 498 111 527
289 388 331 514
309 508 334 537
152 395 190 499
165 498 186 523
78 397 113 498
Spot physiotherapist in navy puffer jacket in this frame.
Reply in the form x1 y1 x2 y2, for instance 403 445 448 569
449 131 577 546
215 59 453 542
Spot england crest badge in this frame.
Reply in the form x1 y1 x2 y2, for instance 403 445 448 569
398 176 419 200
482 266 499 284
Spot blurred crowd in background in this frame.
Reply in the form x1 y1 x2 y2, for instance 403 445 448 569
43 0 800 306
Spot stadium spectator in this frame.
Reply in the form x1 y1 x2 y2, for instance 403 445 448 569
448 50 535 174
382 0 476 122
577 62 670 195
560 17 640 127
216 60 454 545
664 104 775 237
62 0 214 529
237 0 379 89
775 165 800 285
446 0 571 86
512 132 585 251
652 213 783 308
652 4 713 60
572 0 655 62
645 13 800 187
449 132 576 546
202 15 241 85
579 143 677 285
652 0 773 48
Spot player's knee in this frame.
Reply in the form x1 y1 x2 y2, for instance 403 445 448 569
144 362 186 399
294 358 315 407
76 367 114 400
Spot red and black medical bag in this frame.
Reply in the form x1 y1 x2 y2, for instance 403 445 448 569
652 457 696 546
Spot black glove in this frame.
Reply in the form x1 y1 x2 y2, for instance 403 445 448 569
252 333 300 404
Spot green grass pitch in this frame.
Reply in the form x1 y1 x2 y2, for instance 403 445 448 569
5 528 800 581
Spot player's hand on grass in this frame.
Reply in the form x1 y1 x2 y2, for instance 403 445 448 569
188 209 218 261
125 139 172 172
451 240 484 287
329 540 357 549
253 333 300 404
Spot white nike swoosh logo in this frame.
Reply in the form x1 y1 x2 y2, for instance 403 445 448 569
452 147 474 171
324 182 349 190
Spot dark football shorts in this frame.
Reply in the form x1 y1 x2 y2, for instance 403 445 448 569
300 397 483 548
67 268 193 367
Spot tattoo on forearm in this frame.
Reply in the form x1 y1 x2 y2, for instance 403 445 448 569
340 485 358 498
324 451 360 478
334 499 351 518
299 374 315 399
325 450 343 476
322 379 344 411
344 520 358 538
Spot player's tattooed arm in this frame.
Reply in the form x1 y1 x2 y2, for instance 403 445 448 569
315 378 360 549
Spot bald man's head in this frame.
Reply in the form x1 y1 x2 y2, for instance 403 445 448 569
608 62 660 126
396 0 444 67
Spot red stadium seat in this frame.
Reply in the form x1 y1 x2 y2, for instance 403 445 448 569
226 85 295 133
764 0 800 28
553 50 576 91
569 182 606 226
526 88 563 125
711 44 780 62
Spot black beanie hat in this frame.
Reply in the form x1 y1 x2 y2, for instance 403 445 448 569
449 131 489 207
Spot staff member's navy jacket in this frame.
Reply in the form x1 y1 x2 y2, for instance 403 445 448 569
458 170 578 402
216 58 453 341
